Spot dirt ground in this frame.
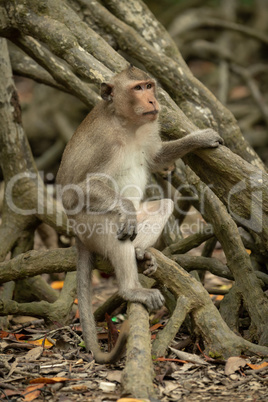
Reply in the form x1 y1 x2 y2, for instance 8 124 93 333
1 273 267 402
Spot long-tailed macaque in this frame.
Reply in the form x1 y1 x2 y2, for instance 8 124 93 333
57 66 223 363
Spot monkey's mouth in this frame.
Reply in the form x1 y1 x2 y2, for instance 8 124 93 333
143 110 159 116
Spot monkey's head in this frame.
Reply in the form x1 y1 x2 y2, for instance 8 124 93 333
101 66 160 126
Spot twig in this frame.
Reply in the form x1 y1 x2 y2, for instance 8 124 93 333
173 254 233 281
12 319 45 331
47 325 83 344
1 359 38 378
227 367 268 389
152 296 192 357
163 226 214 256
231 64 268 127
171 17 268 46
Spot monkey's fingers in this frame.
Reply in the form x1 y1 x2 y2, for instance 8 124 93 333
124 288 164 310
143 253 157 276
198 129 224 148
135 248 157 275
211 136 224 147
117 222 137 241
135 247 146 260
145 289 165 310
143 289 164 310
129 229 137 241
143 266 157 276
117 229 129 240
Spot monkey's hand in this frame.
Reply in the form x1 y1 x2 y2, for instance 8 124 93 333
192 128 224 148
136 248 157 276
121 288 164 310
115 202 137 241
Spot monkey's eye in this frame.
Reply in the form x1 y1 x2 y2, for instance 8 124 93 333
134 85 142 90
147 83 152 89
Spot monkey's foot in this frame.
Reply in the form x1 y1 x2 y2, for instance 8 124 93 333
120 288 164 310
135 247 157 276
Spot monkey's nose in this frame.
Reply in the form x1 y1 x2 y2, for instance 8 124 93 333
149 100 156 109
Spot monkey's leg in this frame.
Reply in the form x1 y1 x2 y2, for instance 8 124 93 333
110 244 165 310
109 199 173 309
76 201 173 310
135 199 174 248
103 238 159 309
133 198 174 276
73 212 162 310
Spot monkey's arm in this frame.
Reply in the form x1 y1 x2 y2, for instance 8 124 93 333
84 179 130 212
62 178 137 240
86 179 138 240
150 129 223 171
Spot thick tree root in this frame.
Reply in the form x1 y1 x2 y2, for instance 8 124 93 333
121 303 156 399
150 248 268 358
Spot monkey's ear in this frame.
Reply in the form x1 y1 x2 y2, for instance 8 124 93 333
101 82 114 101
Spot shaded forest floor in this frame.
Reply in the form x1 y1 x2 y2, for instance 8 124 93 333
1 270 267 402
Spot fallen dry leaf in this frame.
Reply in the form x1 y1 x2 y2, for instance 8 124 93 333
0 389 21 398
107 370 122 383
117 399 150 402
7 357 18 377
1 330 54 349
149 323 163 331
169 347 208 365
24 346 43 361
209 294 224 301
50 281 64 289
156 357 187 363
0 330 9 338
246 362 268 370
64 385 88 392
27 338 55 348
225 356 247 375
1 331 26 341
22 384 44 402
30 377 72 384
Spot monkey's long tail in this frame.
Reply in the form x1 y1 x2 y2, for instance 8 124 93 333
76 238 129 364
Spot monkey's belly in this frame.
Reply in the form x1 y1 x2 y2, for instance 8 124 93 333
115 165 148 209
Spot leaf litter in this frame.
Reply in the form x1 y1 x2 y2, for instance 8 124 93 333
0 274 267 401
1 319 267 402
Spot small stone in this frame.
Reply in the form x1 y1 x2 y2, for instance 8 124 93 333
99 381 116 392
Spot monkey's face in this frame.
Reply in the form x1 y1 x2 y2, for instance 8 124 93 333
129 80 160 123
101 73 160 126
110 79 160 126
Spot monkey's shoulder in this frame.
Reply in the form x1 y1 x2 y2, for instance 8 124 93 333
73 103 105 134
71 103 119 144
